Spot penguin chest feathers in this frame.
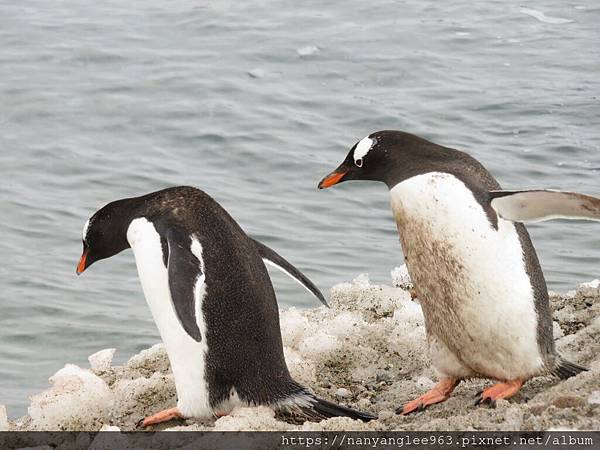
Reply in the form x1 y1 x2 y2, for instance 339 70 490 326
390 172 544 379
126 217 212 417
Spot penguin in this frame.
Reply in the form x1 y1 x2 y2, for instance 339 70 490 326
318 130 598 414
76 186 375 426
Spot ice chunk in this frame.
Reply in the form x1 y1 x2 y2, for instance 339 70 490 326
0 405 7 431
110 372 176 425
335 388 351 398
353 273 371 288
88 348 116 373
577 279 600 297
126 343 170 375
28 364 113 430
391 265 412 289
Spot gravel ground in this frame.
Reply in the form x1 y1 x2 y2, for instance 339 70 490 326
5 271 599 431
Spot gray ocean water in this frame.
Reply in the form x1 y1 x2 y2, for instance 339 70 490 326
1 0 599 418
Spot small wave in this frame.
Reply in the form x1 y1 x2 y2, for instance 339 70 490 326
296 45 320 57
520 8 573 24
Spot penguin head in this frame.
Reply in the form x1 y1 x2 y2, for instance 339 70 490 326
318 130 435 189
76 200 133 275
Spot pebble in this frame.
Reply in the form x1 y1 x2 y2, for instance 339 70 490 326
376 371 392 383
588 391 600 405
335 388 351 398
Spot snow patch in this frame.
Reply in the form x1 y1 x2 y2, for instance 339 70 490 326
391 265 412 289
577 279 600 297
0 405 7 431
88 348 116 373
28 364 113 430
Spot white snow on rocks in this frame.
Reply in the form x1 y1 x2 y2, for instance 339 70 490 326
577 279 600 297
9 271 600 431
88 348 116 373
0 405 8 431
27 364 113 430
391 265 412 289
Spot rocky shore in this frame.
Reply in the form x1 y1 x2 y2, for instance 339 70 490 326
4 269 599 431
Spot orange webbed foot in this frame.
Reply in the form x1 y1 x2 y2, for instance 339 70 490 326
398 378 460 415
137 407 183 428
474 379 523 407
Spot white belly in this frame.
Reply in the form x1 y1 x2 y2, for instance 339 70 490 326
390 172 544 380
127 218 211 417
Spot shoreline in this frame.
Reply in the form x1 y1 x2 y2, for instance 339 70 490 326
4 269 600 431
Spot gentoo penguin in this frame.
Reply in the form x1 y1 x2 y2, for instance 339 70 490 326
76 186 375 426
318 130 598 414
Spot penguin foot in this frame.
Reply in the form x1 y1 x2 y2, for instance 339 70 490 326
474 379 523 407
398 378 459 415
137 407 183 428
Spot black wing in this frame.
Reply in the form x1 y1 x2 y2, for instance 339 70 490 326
251 238 329 307
166 228 204 342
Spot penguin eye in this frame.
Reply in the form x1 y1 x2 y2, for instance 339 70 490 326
355 158 363 168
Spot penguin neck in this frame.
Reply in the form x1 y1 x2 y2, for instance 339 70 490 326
102 197 147 254
380 145 459 190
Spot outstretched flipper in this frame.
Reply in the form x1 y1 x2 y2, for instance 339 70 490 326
166 227 204 342
252 238 329 307
490 190 600 223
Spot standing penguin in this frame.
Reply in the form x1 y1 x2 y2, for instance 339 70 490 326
77 186 375 426
318 130 598 414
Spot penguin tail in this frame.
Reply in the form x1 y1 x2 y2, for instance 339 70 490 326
277 389 376 423
307 395 377 422
552 357 588 380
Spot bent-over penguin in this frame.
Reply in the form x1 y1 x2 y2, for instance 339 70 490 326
318 130 597 414
76 186 375 426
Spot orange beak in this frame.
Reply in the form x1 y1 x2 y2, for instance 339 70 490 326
318 171 347 189
76 250 88 275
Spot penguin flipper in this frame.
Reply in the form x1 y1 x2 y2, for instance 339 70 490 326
251 238 329 307
165 228 204 342
489 190 600 223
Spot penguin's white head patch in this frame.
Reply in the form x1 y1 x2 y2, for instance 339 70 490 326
82 219 91 242
353 136 374 167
